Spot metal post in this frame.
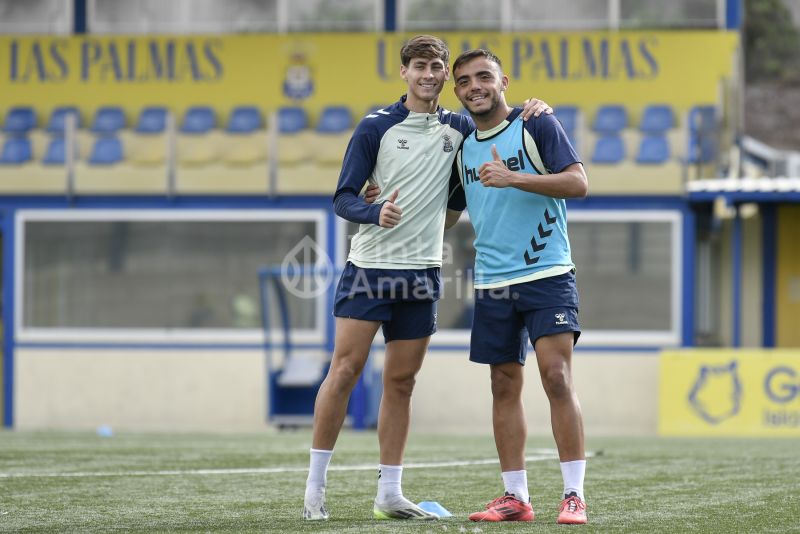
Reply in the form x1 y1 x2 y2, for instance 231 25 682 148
166 111 176 198
608 0 620 30
268 111 278 198
731 204 742 347
65 113 76 200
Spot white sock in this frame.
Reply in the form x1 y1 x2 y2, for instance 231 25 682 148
305 448 333 495
376 464 403 502
560 459 586 500
501 470 529 503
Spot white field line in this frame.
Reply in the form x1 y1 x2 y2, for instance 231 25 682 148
0 449 594 479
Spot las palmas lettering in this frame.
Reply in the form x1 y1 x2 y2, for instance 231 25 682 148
377 35 658 81
8 38 224 83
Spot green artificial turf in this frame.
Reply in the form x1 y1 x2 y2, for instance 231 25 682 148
1 430 798 533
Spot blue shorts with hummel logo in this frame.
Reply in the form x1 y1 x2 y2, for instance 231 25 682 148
334 262 440 343
469 270 581 365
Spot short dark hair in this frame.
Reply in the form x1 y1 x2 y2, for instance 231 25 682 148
452 49 502 76
400 35 449 67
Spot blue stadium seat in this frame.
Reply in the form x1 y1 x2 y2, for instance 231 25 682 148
43 137 67 165
592 105 627 133
47 106 82 134
0 137 33 164
88 137 123 165
316 106 353 133
135 107 168 134
592 135 625 164
181 106 216 134
689 105 716 132
3 106 37 135
278 107 308 134
90 106 126 134
636 135 670 164
554 106 579 133
640 105 675 134
688 132 717 164
226 106 263 133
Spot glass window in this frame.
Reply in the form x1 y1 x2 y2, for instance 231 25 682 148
340 210 680 345
0 0 71 34
569 219 673 330
510 0 610 30
620 0 718 28
402 0 501 31
90 0 279 33
287 0 378 31
21 212 321 334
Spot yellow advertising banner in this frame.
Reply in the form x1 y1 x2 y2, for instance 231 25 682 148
660 350 800 437
0 31 737 124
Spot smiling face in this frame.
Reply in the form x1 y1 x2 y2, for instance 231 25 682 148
453 54 509 124
401 56 449 111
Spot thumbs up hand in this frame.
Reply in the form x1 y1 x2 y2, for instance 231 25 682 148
379 189 403 228
479 145 513 188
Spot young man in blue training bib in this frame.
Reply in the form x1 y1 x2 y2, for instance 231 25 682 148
303 36 553 522
449 49 590 525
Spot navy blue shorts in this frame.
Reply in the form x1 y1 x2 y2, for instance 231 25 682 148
333 262 441 343
470 270 581 365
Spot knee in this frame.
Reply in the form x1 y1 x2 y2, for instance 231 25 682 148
327 353 365 389
541 364 573 399
490 368 521 401
384 372 416 399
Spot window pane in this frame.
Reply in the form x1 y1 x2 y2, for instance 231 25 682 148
510 0 610 30
620 0 718 28
287 0 377 31
0 0 70 34
569 220 672 330
347 217 674 334
91 0 278 34
23 218 318 329
403 0 501 31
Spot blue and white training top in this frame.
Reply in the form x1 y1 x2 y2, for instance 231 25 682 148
455 108 581 289
333 96 473 269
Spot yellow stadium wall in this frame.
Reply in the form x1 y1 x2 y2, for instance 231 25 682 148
777 205 800 347
0 31 738 126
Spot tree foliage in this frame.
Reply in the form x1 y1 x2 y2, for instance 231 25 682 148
745 0 800 82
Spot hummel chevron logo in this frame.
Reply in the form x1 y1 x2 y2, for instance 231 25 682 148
538 222 552 238
530 235 546 252
523 209 558 266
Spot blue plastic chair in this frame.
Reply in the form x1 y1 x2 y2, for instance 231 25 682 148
226 106 263 133
90 107 126 134
316 106 353 133
0 137 33 164
278 107 308 134
3 107 37 135
43 137 67 165
47 106 82 134
688 132 717 164
88 137 123 165
592 105 628 133
554 106 579 134
135 107 168 134
640 105 675 134
636 135 670 164
592 135 625 164
688 105 716 133
181 106 216 134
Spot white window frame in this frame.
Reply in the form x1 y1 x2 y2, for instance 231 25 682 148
15 208 328 345
430 209 683 347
